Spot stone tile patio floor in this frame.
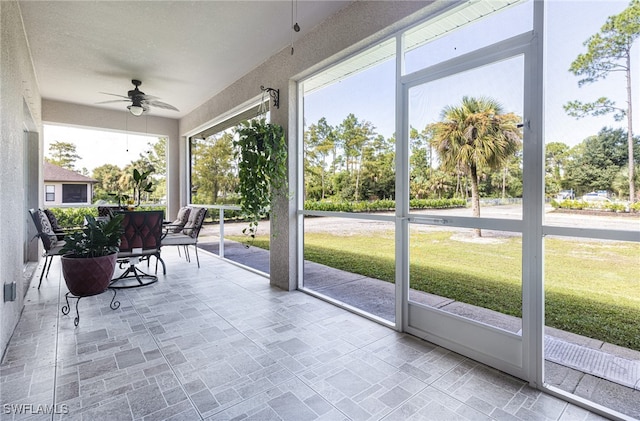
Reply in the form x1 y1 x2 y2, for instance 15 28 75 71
199 240 640 419
0 247 615 420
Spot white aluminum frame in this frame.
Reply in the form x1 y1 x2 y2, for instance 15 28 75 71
399 31 536 381
295 1 638 418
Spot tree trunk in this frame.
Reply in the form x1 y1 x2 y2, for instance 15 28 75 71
626 54 635 202
321 167 325 200
470 164 481 237
354 155 362 200
502 166 507 200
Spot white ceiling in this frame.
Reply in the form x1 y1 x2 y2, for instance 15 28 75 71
18 0 352 119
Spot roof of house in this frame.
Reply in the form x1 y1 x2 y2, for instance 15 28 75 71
43 161 97 183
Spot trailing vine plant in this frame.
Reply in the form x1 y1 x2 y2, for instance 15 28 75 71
234 118 287 245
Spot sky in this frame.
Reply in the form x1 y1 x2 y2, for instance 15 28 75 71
44 125 158 173
304 0 638 148
45 0 638 173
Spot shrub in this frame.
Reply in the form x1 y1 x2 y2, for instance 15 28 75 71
304 198 466 213
603 202 626 212
47 207 97 227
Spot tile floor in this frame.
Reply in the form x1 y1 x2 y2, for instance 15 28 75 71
1 248 608 420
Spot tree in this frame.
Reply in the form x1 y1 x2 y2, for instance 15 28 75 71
304 120 336 200
140 137 167 202
92 164 124 202
361 134 395 200
46 141 81 170
564 0 639 202
563 127 636 195
545 141 570 196
192 133 235 204
339 114 376 200
428 96 522 236
315 118 337 198
141 137 167 176
410 126 433 181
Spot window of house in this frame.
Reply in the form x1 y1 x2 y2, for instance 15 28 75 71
45 185 55 201
62 184 87 203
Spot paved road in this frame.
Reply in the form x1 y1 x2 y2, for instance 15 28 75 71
201 204 639 238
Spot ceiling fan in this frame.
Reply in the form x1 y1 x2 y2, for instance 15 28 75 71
98 79 179 116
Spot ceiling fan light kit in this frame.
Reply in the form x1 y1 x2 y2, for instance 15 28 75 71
127 105 144 116
99 79 179 116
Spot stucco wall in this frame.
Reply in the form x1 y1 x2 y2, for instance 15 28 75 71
178 1 434 290
0 1 43 355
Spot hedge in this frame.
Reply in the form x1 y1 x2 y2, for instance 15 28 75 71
304 198 466 213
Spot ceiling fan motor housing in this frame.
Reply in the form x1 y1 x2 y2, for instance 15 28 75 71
128 79 144 99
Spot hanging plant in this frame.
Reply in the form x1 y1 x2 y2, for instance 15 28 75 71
234 118 287 244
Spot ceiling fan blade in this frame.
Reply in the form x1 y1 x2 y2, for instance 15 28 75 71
99 81 178 114
138 94 160 101
95 99 130 104
145 100 179 111
99 92 130 99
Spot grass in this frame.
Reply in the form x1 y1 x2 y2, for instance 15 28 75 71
229 232 640 352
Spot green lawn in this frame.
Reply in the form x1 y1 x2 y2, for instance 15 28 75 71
231 232 640 351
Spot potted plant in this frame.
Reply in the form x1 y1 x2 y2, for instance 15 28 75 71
59 214 124 297
234 118 287 244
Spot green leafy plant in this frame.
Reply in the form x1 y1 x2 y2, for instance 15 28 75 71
132 168 154 205
48 207 98 227
303 198 466 213
234 118 287 244
60 214 124 258
111 168 154 207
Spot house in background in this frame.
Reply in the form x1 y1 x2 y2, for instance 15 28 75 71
43 161 96 205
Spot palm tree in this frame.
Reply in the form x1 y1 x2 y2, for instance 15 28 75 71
428 96 522 236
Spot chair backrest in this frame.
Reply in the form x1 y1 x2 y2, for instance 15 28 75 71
28 208 58 251
170 206 191 233
182 207 207 238
98 206 119 218
117 210 164 253
42 209 62 232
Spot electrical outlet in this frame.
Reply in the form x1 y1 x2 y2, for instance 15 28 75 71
4 282 16 302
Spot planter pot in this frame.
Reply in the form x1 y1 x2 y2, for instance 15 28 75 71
61 253 118 297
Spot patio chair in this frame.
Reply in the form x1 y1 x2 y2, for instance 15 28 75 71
97 206 122 219
43 208 81 240
161 207 207 267
111 210 165 288
166 206 191 233
28 208 66 288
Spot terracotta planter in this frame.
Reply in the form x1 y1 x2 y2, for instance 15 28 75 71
61 253 118 297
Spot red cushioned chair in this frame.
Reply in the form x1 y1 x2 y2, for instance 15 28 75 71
111 210 165 288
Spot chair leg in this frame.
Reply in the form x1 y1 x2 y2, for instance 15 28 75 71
156 252 166 275
194 244 200 268
184 246 190 262
45 254 55 277
37 255 49 289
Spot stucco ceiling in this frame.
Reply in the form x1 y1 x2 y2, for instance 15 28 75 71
18 1 352 119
